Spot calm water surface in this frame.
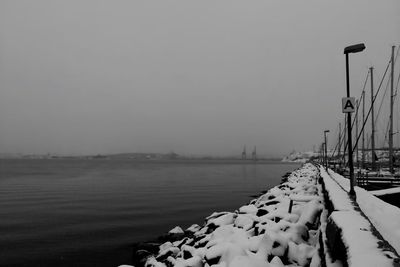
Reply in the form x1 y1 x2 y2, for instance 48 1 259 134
0 159 300 267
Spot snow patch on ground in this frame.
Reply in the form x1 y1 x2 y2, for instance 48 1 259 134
320 168 353 211
324 169 400 254
330 211 393 266
321 167 400 265
355 187 400 254
370 186 400 196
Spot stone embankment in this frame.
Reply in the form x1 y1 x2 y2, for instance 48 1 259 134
121 163 400 267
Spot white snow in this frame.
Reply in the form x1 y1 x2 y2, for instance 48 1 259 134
206 213 236 227
234 214 254 230
323 168 400 254
238 204 258 215
355 187 400 254
330 211 393 267
321 166 400 263
186 224 201 233
142 163 324 267
320 168 354 211
370 186 400 196
282 151 319 163
173 255 203 267
169 226 184 234
137 164 400 267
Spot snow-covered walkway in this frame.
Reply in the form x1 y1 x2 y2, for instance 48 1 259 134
322 168 400 258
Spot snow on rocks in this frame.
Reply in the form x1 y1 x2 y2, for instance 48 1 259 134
186 224 202 233
135 163 324 267
238 204 258 215
169 226 185 235
124 164 400 267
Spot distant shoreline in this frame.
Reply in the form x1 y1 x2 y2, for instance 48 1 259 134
0 157 292 164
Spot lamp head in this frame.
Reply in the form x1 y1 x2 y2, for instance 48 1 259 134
344 43 366 54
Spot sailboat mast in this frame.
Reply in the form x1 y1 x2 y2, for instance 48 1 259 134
370 66 376 170
355 100 359 168
343 117 347 167
389 45 395 173
338 122 341 159
362 89 366 169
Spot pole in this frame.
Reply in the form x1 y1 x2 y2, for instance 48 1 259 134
320 143 324 164
346 53 355 196
362 90 365 169
355 100 359 169
325 131 328 170
389 46 395 173
343 117 347 168
338 123 341 165
370 67 376 170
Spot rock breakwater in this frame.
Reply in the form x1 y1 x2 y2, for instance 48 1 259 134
123 163 324 267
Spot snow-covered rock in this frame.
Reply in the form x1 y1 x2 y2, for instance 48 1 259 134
169 226 184 234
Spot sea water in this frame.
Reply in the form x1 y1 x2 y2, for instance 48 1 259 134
0 159 300 267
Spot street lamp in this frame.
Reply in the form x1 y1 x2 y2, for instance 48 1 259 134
344 43 366 197
324 130 330 170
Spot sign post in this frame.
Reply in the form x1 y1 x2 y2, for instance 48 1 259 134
344 43 365 198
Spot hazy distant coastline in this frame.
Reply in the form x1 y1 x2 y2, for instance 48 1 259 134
0 152 283 162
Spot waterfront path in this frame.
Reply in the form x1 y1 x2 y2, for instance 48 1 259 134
320 167 400 267
120 163 400 267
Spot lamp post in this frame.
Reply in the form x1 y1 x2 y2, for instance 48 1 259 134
324 130 330 170
344 43 366 197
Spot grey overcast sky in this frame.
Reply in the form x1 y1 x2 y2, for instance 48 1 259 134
0 1 399 157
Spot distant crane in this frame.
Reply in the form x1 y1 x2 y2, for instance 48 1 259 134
241 146 247 160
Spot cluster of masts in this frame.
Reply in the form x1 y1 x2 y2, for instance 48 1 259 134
322 45 400 174
241 145 257 160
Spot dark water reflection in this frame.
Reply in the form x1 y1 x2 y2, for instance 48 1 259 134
0 159 299 267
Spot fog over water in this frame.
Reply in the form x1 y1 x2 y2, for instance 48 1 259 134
0 1 399 156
